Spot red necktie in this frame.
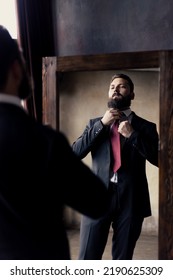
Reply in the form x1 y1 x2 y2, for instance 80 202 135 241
111 122 121 172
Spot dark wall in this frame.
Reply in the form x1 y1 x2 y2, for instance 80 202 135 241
54 0 173 56
17 0 56 122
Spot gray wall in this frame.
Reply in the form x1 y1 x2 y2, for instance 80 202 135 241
54 0 173 56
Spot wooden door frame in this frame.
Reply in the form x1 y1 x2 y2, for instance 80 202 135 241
42 50 173 259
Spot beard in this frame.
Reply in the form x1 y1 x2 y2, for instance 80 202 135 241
107 94 131 110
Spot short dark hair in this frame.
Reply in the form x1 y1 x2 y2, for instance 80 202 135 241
0 25 21 90
111 73 134 92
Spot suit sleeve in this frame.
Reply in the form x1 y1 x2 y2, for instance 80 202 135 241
127 122 159 167
72 119 105 159
52 132 109 219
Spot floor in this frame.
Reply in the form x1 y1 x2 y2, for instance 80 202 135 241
67 229 158 260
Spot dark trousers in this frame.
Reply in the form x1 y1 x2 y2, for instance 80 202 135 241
78 182 144 260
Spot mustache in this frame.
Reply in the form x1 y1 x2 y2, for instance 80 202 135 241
113 92 124 98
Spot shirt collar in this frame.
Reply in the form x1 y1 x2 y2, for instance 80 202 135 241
122 108 132 117
0 93 25 110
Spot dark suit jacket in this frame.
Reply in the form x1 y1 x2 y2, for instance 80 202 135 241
0 103 109 259
72 112 159 218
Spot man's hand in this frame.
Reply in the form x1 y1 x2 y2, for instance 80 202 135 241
118 120 134 138
101 109 123 126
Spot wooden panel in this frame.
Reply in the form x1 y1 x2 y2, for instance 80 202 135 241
56 51 159 72
42 57 59 130
159 50 173 259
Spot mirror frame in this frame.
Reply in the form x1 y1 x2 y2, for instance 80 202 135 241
42 50 173 259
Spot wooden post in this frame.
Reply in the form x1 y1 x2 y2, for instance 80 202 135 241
159 50 173 259
42 57 59 130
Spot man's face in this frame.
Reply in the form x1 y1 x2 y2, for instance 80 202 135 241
108 78 134 110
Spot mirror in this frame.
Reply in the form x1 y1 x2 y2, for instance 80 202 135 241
59 69 159 260
42 50 173 259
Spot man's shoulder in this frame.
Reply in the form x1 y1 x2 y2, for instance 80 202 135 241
35 121 70 145
89 116 102 123
132 112 156 126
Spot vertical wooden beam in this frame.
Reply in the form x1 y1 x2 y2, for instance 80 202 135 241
42 57 59 130
159 51 173 259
